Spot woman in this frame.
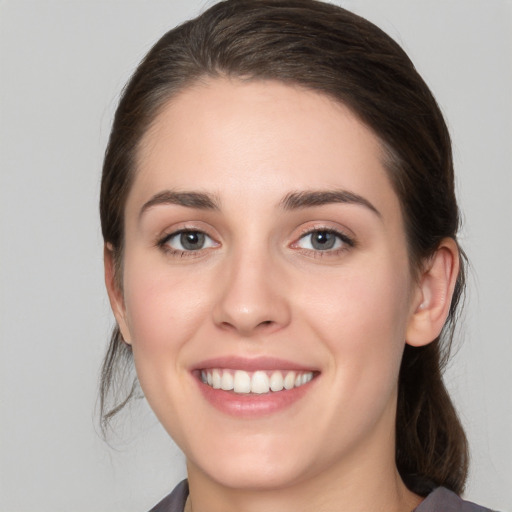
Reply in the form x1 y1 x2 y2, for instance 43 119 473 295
99 1 496 510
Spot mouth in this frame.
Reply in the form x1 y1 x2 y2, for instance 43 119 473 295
192 356 319 416
199 368 315 394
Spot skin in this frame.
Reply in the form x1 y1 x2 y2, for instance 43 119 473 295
105 78 459 512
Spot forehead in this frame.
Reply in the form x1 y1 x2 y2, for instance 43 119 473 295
129 78 401 223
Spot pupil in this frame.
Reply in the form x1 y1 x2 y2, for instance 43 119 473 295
180 232 205 250
312 231 335 250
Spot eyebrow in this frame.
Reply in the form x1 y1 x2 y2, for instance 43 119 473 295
139 188 380 219
279 189 381 217
139 190 220 219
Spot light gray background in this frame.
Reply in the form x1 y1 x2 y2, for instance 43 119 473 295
0 1 511 511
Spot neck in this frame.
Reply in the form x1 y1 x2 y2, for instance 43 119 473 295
186 450 422 512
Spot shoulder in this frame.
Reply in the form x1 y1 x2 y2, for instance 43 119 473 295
147 481 499 512
415 487 498 512
148 480 189 512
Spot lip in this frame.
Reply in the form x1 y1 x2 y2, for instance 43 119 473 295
191 356 319 418
192 356 318 373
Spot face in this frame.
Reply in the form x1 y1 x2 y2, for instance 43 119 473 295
111 79 424 491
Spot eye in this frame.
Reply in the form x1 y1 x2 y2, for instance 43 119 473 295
161 230 217 252
295 229 353 252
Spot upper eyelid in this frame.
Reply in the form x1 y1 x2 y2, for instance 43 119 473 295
159 228 216 244
294 224 355 241
157 223 217 241
298 231 352 244
163 227 208 237
298 226 345 237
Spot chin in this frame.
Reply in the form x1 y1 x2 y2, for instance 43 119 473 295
197 457 308 491
186 432 315 491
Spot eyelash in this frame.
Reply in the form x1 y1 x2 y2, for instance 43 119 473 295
156 227 355 259
292 227 355 258
156 229 218 258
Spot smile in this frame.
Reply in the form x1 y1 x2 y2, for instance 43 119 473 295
200 369 315 394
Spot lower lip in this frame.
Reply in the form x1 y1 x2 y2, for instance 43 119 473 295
195 374 317 418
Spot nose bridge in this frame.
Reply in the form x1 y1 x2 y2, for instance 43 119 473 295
213 239 290 335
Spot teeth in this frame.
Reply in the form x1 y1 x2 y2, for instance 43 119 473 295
270 371 284 392
251 371 270 394
212 369 221 389
202 369 314 394
221 371 234 391
284 371 296 390
233 370 251 393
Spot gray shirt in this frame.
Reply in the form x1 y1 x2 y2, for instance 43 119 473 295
149 480 496 512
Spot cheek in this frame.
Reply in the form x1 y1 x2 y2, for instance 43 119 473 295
301 257 411 330
119 255 216 434
121 254 213 357
296 256 412 391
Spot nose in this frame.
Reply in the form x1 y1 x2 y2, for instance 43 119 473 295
212 249 291 337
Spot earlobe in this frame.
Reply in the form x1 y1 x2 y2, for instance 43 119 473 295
104 244 132 345
406 238 460 347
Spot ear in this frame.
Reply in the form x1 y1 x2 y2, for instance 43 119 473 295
406 238 460 347
104 243 132 345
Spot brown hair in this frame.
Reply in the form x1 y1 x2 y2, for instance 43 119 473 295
99 0 468 495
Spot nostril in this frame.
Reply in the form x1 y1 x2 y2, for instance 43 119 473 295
259 320 272 326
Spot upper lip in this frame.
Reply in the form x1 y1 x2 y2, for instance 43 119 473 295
192 356 318 373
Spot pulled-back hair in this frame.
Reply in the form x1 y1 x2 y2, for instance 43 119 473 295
99 0 468 495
